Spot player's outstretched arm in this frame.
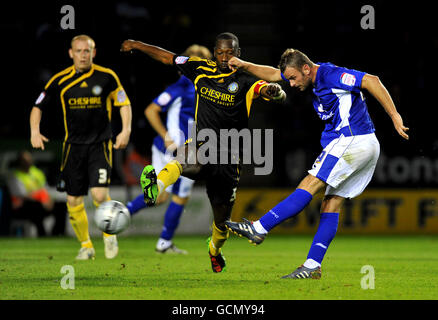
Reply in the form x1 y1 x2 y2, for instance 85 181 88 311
30 106 49 150
228 57 283 82
121 40 175 65
361 74 409 140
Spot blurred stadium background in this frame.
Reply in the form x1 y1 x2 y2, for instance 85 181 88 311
0 0 437 237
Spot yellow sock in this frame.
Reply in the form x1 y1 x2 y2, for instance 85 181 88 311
157 160 182 194
67 202 93 248
93 196 113 238
209 222 229 256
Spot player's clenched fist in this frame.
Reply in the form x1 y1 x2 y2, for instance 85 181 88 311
265 83 286 102
266 83 281 97
228 57 247 71
121 40 138 52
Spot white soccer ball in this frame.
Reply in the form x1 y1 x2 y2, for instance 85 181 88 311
94 200 131 235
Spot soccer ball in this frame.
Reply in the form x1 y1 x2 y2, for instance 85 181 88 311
94 200 131 235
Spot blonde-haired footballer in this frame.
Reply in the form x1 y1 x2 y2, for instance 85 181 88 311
30 35 132 260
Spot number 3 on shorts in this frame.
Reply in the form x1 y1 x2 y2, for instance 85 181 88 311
98 168 108 184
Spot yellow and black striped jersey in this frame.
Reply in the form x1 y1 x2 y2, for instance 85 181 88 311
173 56 268 135
34 64 130 144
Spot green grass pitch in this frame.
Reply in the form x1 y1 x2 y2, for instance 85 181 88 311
1 235 437 300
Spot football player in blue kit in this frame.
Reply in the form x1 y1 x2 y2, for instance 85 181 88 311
225 48 409 279
127 45 212 254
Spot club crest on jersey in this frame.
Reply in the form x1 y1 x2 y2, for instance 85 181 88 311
175 56 189 65
340 73 356 86
227 82 239 93
92 85 102 96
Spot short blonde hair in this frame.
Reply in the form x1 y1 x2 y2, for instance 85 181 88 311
71 35 96 49
183 44 212 59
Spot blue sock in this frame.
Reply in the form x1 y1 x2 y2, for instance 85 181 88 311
160 201 185 240
127 194 148 215
307 212 339 264
259 189 313 232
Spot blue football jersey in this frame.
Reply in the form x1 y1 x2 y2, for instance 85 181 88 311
152 75 195 153
312 62 375 147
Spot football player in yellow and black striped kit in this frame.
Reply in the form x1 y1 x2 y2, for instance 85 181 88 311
30 35 132 260
121 32 286 272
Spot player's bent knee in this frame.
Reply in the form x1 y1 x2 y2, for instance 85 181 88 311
321 195 345 213
171 195 189 205
156 192 170 205
90 188 109 205
181 163 202 179
67 195 84 208
92 195 108 205
297 174 326 195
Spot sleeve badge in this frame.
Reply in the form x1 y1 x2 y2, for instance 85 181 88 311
35 92 46 105
340 73 356 86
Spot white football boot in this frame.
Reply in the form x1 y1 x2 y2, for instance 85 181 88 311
155 238 188 254
75 247 96 260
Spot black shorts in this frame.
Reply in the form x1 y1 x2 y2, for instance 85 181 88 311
59 140 112 196
202 163 241 206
